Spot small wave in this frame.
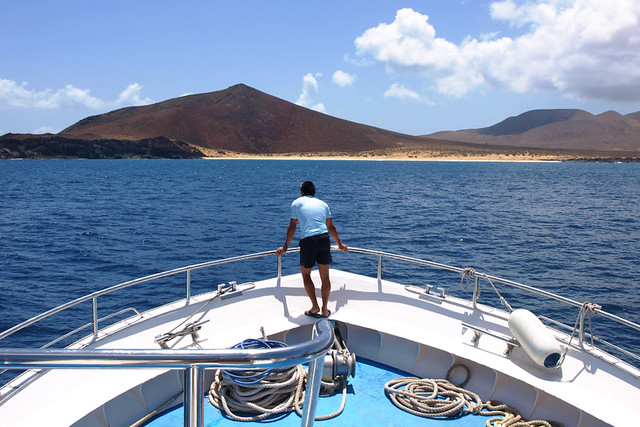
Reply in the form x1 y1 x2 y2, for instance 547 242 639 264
76 231 97 237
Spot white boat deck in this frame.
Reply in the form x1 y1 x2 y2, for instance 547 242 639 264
1 269 639 426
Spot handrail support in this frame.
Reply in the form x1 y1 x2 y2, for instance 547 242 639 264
184 365 204 427
473 275 481 307
277 254 282 287
92 297 98 339
186 270 192 303
579 308 586 344
300 323 326 426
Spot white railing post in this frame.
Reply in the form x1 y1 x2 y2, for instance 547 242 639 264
277 254 282 287
473 275 481 307
579 307 586 345
92 297 98 339
184 365 204 427
186 270 191 303
300 324 326 426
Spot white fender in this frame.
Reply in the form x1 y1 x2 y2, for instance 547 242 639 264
508 309 562 368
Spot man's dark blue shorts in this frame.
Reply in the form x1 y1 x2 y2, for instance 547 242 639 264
299 233 332 268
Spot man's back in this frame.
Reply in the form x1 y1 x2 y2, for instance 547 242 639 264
291 195 331 239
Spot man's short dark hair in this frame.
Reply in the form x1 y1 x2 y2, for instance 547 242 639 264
301 181 315 196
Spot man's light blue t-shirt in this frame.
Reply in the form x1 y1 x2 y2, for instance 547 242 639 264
291 195 331 240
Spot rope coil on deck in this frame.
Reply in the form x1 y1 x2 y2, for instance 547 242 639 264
208 366 348 422
209 364 306 421
384 377 483 418
385 364 560 427
208 338 348 422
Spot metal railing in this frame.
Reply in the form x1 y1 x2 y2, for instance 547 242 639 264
344 247 640 364
0 319 334 427
0 250 278 344
2 246 640 358
8 246 632 347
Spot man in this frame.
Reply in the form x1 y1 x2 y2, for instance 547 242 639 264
276 181 348 318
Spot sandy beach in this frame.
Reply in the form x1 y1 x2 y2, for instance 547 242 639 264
193 144 640 162
199 148 568 162
202 155 562 162
196 144 640 162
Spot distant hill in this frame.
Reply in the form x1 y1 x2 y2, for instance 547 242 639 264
61 84 434 154
428 109 640 151
0 134 203 159
627 111 640 121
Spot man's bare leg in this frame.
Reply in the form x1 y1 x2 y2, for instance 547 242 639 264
318 263 331 317
301 265 320 314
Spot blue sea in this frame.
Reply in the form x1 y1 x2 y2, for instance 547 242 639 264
1 159 639 367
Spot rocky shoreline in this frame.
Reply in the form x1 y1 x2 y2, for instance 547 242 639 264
0 134 203 159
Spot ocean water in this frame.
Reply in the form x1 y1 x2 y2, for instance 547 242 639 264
1 159 639 363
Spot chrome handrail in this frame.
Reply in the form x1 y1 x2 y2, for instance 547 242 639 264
0 319 335 427
345 247 585 307
0 250 278 342
2 247 639 365
42 307 141 349
344 246 640 361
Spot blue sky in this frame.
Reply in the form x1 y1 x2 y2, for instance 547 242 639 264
1 0 639 136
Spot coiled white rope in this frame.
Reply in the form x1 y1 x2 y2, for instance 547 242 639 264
209 365 306 421
208 366 348 422
384 365 560 426
208 336 348 422
384 377 483 418
482 400 556 427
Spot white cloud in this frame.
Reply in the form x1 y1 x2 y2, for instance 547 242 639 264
384 83 422 101
33 126 57 134
355 2 640 101
311 103 326 113
332 70 355 87
115 83 152 107
0 80 41 108
296 73 319 105
0 79 152 110
343 53 373 67
296 73 326 113
35 85 104 109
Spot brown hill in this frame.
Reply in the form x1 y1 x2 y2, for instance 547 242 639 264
627 111 640 121
61 84 433 154
428 109 640 152
0 134 203 159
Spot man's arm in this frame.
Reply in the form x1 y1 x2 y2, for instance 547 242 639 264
326 218 348 252
276 218 298 256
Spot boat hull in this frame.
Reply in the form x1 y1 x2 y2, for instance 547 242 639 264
2 268 638 426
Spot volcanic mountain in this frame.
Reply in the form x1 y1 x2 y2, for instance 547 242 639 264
61 84 432 154
5 84 639 159
428 109 640 152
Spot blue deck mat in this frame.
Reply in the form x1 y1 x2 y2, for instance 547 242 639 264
146 359 487 426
